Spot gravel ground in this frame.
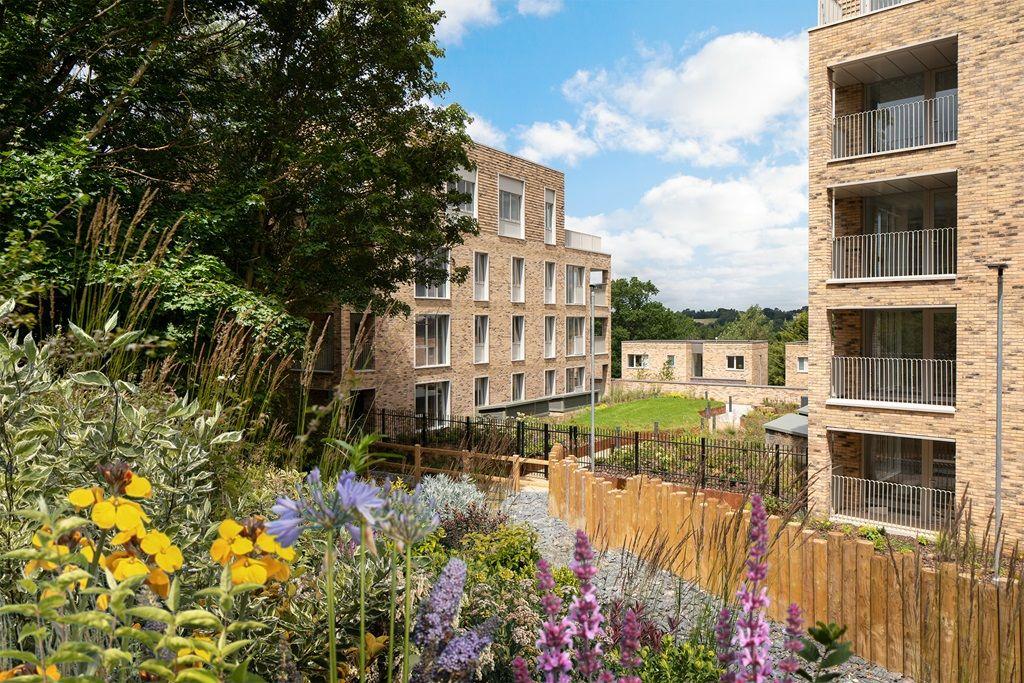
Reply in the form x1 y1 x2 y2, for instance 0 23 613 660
503 489 911 682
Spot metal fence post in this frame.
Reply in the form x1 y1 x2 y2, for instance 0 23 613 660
633 431 640 476
699 437 707 490
378 408 385 435
465 416 473 451
543 423 550 456
516 420 525 457
773 443 781 499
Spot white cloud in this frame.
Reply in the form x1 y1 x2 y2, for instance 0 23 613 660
467 112 508 148
532 32 808 166
517 120 598 166
434 0 499 44
517 0 562 17
568 162 808 309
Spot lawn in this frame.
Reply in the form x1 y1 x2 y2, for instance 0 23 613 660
561 394 722 431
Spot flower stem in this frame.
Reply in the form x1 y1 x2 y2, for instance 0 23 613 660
402 544 413 683
386 544 398 683
359 524 367 683
326 530 338 683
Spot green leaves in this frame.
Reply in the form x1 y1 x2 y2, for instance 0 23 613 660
796 622 854 682
69 370 110 388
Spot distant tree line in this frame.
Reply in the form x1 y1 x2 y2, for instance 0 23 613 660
610 277 808 384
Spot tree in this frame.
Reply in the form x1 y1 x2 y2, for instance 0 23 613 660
610 277 701 377
768 310 809 385
1 0 474 339
718 305 775 341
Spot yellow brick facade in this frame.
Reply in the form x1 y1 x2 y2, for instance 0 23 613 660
785 342 810 389
621 340 769 386
807 0 1024 537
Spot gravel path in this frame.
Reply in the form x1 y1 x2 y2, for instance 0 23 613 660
503 490 911 682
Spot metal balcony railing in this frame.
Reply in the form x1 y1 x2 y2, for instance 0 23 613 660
831 227 957 281
832 474 955 532
592 286 608 307
832 93 958 159
594 337 607 355
831 356 955 407
818 0 916 26
565 229 605 253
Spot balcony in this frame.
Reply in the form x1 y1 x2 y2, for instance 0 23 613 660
594 336 607 355
831 227 956 282
818 0 917 26
832 94 957 160
830 356 955 411
592 285 608 307
832 474 954 533
565 229 607 254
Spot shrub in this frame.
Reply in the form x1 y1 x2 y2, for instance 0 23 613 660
638 636 720 683
418 473 485 517
439 502 509 550
457 524 540 585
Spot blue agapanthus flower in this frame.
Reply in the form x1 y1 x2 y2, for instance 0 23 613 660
267 468 384 547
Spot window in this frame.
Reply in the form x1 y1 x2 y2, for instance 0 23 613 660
797 357 809 372
511 315 525 361
544 316 556 359
498 175 524 238
414 250 450 299
627 354 649 369
349 312 375 370
414 314 449 368
474 315 489 364
511 372 525 402
473 252 489 301
666 355 675 367
566 367 585 393
510 257 525 302
566 265 585 304
448 170 476 216
544 189 556 244
312 317 334 373
544 262 556 304
474 377 489 408
415 381 450 424
727 355 745 370
544 369 557 396
566 317 585 356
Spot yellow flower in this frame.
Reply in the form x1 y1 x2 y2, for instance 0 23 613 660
257 531 296 562
110 555 149 581
24 532 69 575
110 523 146 545
124 473 152 498
68 486 103 509
140 531 183 573
210 519 254 565
96 593 110 611
146 566 170 598
229 557 268 585
0 665 61 682
91 497 149 531
260 556 290 582
177 636 213 664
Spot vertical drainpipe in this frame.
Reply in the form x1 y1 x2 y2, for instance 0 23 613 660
988 262 1007 578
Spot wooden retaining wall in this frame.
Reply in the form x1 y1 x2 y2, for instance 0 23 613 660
547 455 1024 682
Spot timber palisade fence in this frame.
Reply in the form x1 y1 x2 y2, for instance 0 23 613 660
372 409 808 504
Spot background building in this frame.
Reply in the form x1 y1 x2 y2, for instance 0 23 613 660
784 342 809 389
809 0 1024 536
620 339 770 386
313 142 612 422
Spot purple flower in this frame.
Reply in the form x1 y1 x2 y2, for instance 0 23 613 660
533 559 575 683
413 558 467 650
434 618 498 675
568 531 606 681
512 657 534 683
378 486 439 551
265 468 384 547
778 603 804 681
616 608 642 683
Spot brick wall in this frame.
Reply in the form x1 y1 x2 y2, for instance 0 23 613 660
785 342 810 389
612 378 806 407
807 0 1024 538
620 340 769 385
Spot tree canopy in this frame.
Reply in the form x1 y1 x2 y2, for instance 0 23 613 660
1 0 475 343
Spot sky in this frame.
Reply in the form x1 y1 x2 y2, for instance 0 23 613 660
432 0 814 311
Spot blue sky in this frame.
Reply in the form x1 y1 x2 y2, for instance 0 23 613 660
433 0 814 310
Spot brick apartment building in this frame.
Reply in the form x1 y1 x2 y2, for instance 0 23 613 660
808 0 1024 537
312 142 612 422
620 340 770 386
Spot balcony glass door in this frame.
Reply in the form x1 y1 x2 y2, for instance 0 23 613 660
869 74 925 151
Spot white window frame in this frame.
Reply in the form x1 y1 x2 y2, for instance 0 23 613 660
449 168 477 217
544 369 557 396
566 366 585 393
544 261 556 304
544 188 556 245
727 355 745 370
544 315 556 359
511 372 525 402
498 174 525 239
566 265 585 305
566 316 585 357
415 380 450 425
797 357 809 372
511 314 525 361
510 256 525 303
666 355 676 368
627 354 650 369
414 250 450 299
473 252 489 301
414 314 450 368
474 315 489 364
474 376 489 408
